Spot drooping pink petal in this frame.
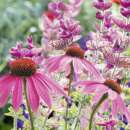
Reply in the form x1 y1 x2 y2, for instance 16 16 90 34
0 74 11 82
35 72 66 96
32 75 52 108
12 77 23 111
101 99 110 112
108 90 117 100
124 106 130 123
26 77 39 112
111 98 118 117
74 80 104 86
72 58 83 74
46 55 65 72
65 63 71 77
59 56 72 71
0 75 15 107
115 95 130 123
81 59 103 81
93 89 108 105
111 95 124 117
74 80 106 93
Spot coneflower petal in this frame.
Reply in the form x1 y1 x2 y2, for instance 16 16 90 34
26 77 39 112
46 56 64 72
81 59 103 81
72 58 82 74
115 95 130 123
36 72 66 96
0 75 15 107
32 76 52 108
12 77 23 111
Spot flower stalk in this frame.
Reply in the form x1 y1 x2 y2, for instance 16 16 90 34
65 62 74 130
88 93 108 130
23 78 35 130
13 115 17 130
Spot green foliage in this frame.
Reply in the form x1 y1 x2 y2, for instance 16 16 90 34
0 0 48 74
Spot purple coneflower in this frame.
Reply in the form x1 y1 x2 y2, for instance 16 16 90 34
0 37 66 130
46 46 102 81
0 38 66 111
75 79 130 130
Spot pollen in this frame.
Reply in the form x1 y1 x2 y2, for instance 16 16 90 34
10 58 37 77
66 46 85 58
104 79 122 94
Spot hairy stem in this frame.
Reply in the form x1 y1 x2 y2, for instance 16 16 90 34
23 78 35 130
89 93 108 130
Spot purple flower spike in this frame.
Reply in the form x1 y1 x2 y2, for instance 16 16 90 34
79 33 92 50
122 115 128 125
127 82 130 87
96 11 104 20
27 36 34 49
59 18 81 40
120 7 130 18
112 17 126 29
17 119 24 129
125 23 130 31
48 2 68 18
93 1 112 11
121 0 130 8
58 2 67 11
104 11 112 28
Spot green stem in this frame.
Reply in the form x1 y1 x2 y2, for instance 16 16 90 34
13 115 17 130
23 78 35 130
72 103 82 130
65 62 74 130
42 109 50 129
88 93 108 130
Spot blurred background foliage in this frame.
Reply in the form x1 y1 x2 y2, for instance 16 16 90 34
0 0 49 75
0 0 120 129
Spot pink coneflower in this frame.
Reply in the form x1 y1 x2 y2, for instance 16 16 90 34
46 46 102 81
0 37 66 112
75 79 130 123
